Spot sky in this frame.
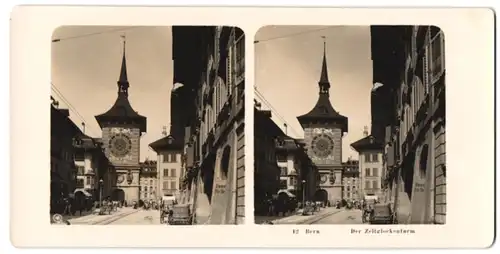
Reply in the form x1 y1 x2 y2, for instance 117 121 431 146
51 26 173 161
254 26 373 162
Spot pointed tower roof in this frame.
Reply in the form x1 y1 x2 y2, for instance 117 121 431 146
95 36 147 133
319 38 330 88
118 39 129 87
297 37 348 133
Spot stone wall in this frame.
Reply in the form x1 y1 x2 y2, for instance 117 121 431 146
396 172 412 224
235 122 245 224
434 122 446 224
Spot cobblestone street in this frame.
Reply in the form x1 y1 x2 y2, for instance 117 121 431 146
310 209 363 224
67 207 139 225
105 209 161 225
268 208 364 225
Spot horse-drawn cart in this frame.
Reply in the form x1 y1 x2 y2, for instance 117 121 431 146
160 196 176 224
302 201 315 216
165 204 193 225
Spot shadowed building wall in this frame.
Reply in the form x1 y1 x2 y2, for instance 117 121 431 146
172 26 245 224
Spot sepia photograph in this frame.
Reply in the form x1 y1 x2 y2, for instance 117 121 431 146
254 25 446 225
50 25 245 225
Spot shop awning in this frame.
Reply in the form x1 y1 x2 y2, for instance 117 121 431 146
74 188 92 197
277 189 296 198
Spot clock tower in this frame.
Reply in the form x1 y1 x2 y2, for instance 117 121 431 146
296 39 348 204
95 38 147 203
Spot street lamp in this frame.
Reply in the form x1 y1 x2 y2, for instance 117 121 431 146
99 179 104 207
302 180 306 208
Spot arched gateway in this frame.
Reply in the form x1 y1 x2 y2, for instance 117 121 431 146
314 189 329 204
112 188 126 201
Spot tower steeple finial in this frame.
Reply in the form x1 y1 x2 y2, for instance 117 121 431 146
118 34 129 96
319 36 330 95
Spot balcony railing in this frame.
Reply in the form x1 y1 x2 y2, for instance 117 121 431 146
234 36 245 85
202 130 215 157
430 32 445 84
216 98 232 126
415 94 430 124
433 72 445 102
235 57 244 85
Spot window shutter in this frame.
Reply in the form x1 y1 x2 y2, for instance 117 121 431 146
423 31 430 94
440 33 445 73
226 49 232 94
423 50 428 94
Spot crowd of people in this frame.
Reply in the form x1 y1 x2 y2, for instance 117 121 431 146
50 195 94 217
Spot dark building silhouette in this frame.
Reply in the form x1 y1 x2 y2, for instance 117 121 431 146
370 26 446 224
369 26 407 142
169 26 246 224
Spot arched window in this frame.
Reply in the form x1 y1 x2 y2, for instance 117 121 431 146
220 146 231 180
419 145 429 178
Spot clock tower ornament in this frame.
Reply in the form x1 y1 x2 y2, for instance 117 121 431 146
94 36 147 204
296 37 348 205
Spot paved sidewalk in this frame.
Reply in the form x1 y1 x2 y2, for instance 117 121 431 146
270 207 342 224
50 210 93 224
68 207 138 225
255 209 303 224
255 215 285 224
309 209 363 224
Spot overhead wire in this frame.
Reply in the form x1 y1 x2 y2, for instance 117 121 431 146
51 26 141 137
253 27 337 138
51 83 98 137
52 26 167 159
52 27 140 43
254 87 302 138
254 26 334 44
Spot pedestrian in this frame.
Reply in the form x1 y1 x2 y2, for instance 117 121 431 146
79 199 84 216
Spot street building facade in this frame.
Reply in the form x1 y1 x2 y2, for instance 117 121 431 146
254 101 318 216
73 131 113 202
50 99 80 213
276 136 301 191
341 159 360 201
94 40 147 204
149 134 184 199
351 127 384 200
51 96 116 214
296 42 348 205
139 160 158 201
275 135 317 204
254 105 283 211
173 26 245 224
371 25 446 224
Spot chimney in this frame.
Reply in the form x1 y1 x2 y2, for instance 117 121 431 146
363 126 369 137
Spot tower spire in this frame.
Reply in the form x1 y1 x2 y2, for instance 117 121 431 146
118 34 129 96
319 36 330 95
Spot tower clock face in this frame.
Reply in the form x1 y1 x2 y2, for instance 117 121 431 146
311 133 334 158
109 133 132 157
